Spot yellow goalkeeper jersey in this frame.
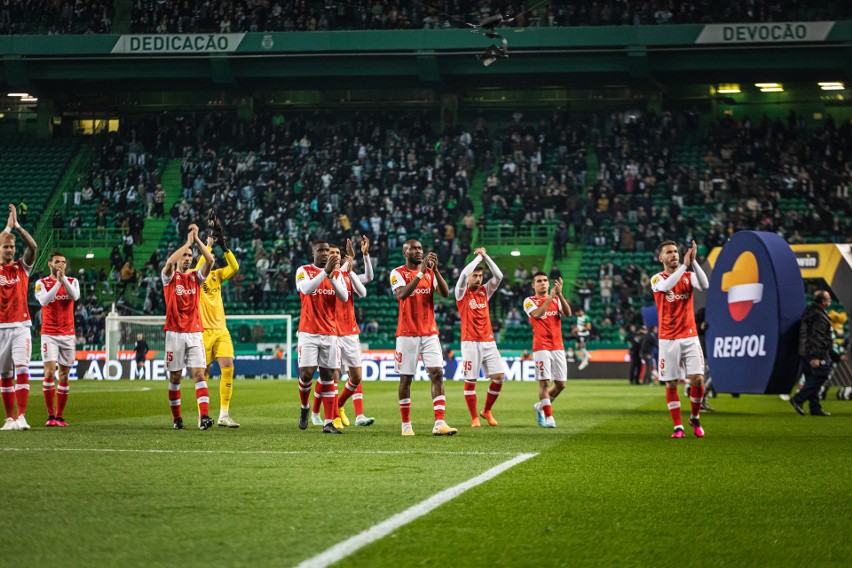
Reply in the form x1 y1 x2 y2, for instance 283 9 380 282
194 248 239 330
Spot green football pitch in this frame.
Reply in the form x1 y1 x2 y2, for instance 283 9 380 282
1 379 849 567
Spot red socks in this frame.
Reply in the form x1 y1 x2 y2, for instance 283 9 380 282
1 377 14 419
338 378 357 407
352 383 364 416
399 397 411 424
298 379 312 408
320 380 335 421
168 383 181 419
484 379 503 411
15 370 29 417
433 395 446 422
463 381 478 419
43 377 56 417
312 381 322 414
195 381 210 417
689 383 705 419
666 387 683 428
57 381 69 417
540 398 553 418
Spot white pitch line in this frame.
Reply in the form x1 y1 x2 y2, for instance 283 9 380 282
295 452 538 568
0 447 521 457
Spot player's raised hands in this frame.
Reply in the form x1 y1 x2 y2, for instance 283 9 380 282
553 277 563 296
360 235 370 256
343 255 354 271
325 255 340 274
682 242 695 266
474 247 487 257
346 239 356 260
206 236 215 248
426 252 439 270
7 204 17 228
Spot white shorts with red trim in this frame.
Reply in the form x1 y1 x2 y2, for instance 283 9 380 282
460 341 503 380
338 334 362 369
395 335 442 376
0 327 31 376
533 349 567 382
298 332 340 370
657 337 704 381
41 334 76 367
165 331 206 372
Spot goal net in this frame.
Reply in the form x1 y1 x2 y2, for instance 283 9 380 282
104 311 293 380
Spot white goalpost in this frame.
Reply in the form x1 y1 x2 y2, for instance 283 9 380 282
105 310 293 380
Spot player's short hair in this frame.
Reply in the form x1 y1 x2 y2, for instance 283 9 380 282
312 241 329 250
49 251 65 261
532 271 547 280
656 240 677 255
0 232 15 244
471 266 484 274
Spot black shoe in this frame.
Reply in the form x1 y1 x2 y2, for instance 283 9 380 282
173 417 185 430
298 407 309 430
810 409 831 416
322 423 343 434
199 415 214 430
790 398 805 416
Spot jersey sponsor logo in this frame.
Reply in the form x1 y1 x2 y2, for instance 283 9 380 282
665 291 691 302
0 274 21 286
53 295 72 301
411 287 432 295
310 288 336 296
468 297 488 310
541 310 559 318
720 251 764 321
174 284 197 296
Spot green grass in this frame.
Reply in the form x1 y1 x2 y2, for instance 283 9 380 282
1 380 850 567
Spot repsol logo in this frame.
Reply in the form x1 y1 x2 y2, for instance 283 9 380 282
311 289 336 296
713 335 767 358
665 291 690 302
723 23 807 42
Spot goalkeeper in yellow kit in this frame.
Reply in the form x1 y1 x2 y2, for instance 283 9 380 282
194 215 241 428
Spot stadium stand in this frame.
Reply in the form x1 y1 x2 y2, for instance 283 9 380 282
0 0 114 35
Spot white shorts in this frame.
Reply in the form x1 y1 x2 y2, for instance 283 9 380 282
165 331 206 372
395 335 442 376
658 337 704 382
0 327 31 377
338 334 362 369
533 350 567 382
298 332 340 370
460 341 503 380
41 335 76 367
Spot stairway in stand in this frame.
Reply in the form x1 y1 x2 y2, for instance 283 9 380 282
133 160 182 269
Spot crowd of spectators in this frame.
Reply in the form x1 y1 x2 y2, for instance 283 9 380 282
126 1 852 34
40 103 852 350
0 0 841 35
0 0 114 35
